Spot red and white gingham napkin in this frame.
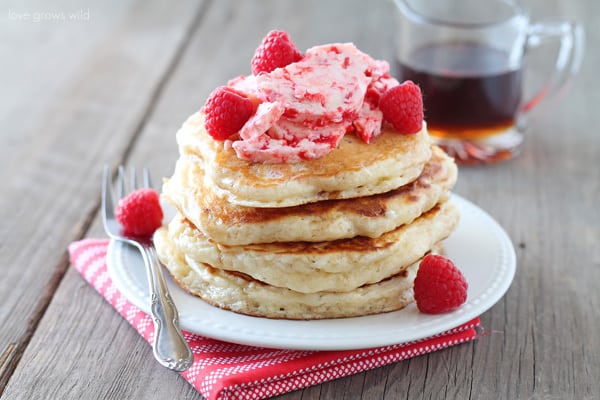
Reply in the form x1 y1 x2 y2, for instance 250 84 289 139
69 238 480 400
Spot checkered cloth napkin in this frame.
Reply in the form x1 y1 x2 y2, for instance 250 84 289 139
69 238 480 400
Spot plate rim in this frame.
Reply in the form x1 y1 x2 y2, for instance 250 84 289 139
107 193 516 350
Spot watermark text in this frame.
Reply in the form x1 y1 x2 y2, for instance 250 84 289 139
7 8 90 23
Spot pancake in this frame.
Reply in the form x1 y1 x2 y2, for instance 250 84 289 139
175 112 432 208
155 34 462 320
161 201 459 293
163 145 456 245
155 224 436 319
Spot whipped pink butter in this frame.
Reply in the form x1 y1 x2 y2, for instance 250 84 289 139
225 43 399 163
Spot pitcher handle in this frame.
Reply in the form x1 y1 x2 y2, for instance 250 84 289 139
521 20 584 113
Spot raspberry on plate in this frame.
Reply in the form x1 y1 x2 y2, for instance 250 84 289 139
379 80 423 134
413 254 468 314
251 30 303 75
203 86 254 140
115 188 163 237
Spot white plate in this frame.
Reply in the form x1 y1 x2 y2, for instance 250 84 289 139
107 194 515 350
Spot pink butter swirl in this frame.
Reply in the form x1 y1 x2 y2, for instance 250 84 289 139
225 43 399 163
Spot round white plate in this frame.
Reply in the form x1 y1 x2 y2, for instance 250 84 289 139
107 194 515 350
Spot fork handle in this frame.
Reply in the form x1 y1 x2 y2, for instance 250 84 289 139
139 242 194 372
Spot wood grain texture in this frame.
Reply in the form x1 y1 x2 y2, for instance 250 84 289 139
1 0 599 399
0 0 205 394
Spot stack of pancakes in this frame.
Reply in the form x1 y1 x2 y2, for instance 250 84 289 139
154 112 459 320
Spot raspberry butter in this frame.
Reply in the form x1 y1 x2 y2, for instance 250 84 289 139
202 30 424 164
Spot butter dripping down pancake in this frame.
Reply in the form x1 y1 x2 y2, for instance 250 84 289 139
176 112 432 208
163 146 456 245
162 201 459 294
155 225 445 319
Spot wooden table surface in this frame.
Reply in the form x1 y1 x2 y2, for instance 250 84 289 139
1 0 598 398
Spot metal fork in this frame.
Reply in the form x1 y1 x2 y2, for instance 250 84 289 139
102 165 193 372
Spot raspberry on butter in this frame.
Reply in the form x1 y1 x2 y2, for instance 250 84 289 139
115 188 163 237
251 30 303 75
203 86 254 140
413 254 468 314
379 81 423 134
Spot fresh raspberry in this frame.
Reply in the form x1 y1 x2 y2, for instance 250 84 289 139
115 188 163 237
251 30 303 75
203 86 254 140
379 81 423 134
413 254 468 314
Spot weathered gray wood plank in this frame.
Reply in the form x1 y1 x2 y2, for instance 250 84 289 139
453 1 600 398
0 0 205 394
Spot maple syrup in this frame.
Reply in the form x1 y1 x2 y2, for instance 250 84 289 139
398 42 522 141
